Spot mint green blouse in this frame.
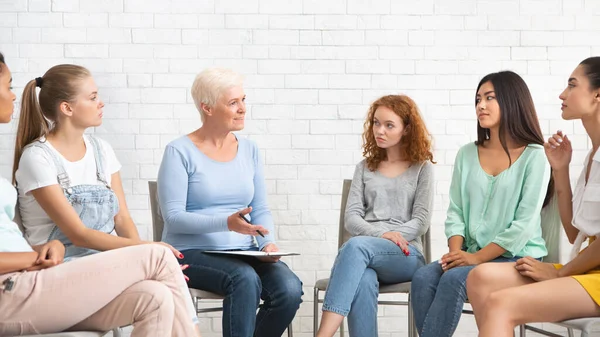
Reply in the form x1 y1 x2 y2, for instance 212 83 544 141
445 143 550 258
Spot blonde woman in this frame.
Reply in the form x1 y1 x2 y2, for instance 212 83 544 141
13 64 181 262
0 53 200 337
157 68 302 337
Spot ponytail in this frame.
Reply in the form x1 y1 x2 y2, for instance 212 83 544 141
11 64 91 184
12 79 50 184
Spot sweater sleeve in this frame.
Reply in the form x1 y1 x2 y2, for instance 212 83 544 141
491 149 551 256
157 145 229 235
445 147 467 240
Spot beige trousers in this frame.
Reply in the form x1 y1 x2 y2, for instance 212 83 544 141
0 244 198 337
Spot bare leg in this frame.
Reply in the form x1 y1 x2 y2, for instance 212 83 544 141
467 262 534 327
316 311 344 337
479 277 600 337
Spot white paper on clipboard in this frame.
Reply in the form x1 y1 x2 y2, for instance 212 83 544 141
204 250 300 257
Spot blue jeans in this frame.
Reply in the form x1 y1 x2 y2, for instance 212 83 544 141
323 236 425 337
411 256 520 337
181 249 303 337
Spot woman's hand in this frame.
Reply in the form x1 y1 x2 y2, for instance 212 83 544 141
36 240 65 265
227 207 270 236
27 240 65 271
181 264 190 282
544 130 572 171
440 251 481 271
515 256 559 282
382 232 410 255
151 241 184 259
257 243 280 263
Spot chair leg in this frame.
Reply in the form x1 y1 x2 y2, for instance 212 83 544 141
111 328 122 337
580 330 588 337
340 318 344 337
313 287 319 337
566 328 574 337
519 324 526 337
192 296 198 316
408 296 416 337
287 323 293 337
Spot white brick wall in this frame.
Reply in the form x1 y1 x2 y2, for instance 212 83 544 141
1 1 599 336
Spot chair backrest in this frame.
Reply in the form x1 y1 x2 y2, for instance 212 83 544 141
337 179 432 264
337 180 353 249
148 181 164 242
541 193 561 263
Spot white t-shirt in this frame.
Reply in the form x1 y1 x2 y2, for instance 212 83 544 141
15 135 121 245
570 149 600 259
0 176 34 253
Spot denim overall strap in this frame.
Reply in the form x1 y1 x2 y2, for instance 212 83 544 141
86 135 110 188
26 141 72 191
45 137 119 261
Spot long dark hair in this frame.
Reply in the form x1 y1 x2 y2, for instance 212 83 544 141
475 71 554 207
0 52 5 72
580 57 600 90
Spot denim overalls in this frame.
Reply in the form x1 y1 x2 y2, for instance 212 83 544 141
27 136 119 261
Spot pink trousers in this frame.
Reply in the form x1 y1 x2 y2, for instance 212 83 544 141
0 244 199 337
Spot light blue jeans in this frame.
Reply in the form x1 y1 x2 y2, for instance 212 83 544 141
411 256 521 337
322 236 425 337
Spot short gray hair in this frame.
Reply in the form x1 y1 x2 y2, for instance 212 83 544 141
191 68 244 120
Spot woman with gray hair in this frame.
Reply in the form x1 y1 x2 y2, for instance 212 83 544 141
157 67 302 337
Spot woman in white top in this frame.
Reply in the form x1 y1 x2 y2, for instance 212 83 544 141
467 57 600 336
0 53 200 336
12 63 180 261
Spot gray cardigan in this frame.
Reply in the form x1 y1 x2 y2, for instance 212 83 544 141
344 160 434 254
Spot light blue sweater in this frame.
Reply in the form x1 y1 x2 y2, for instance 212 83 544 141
157 135 275 251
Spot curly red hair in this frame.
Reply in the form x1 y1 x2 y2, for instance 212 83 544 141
362 95 435 171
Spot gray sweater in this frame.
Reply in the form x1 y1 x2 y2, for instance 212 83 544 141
344 160 434 254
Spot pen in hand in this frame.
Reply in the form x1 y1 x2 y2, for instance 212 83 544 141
239 213 265 238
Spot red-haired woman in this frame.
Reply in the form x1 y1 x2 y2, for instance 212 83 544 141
316 95 435 337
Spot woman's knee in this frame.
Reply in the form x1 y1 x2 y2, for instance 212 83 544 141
143 243 177 264
412 261 442 285
438 267 471 294
467 264 495 290
279 276 304 308
466 263 514 298
134 280 175 315
340 236 372 254
228 265 261 296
